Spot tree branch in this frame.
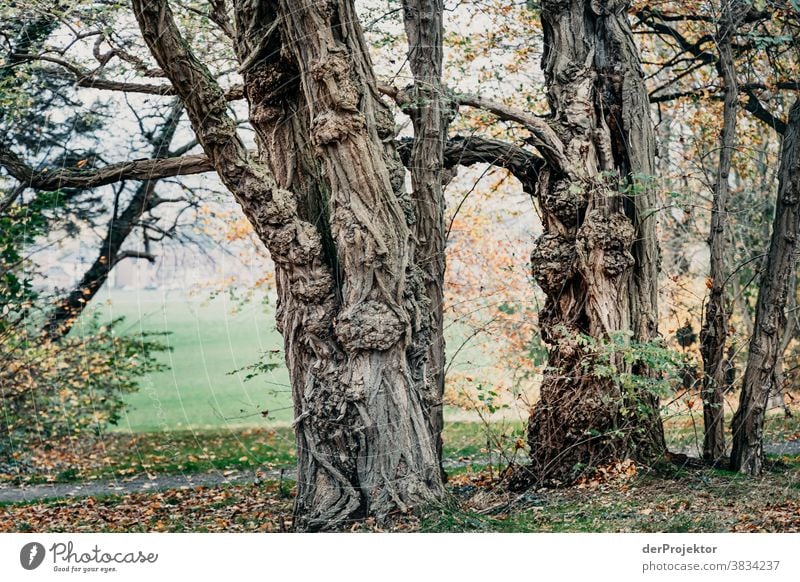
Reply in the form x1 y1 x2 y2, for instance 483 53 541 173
743 88 788 134
379 82 566 171
0 146 214 191
11 52 243 99
115 250 156 264
2 136 542 195
443 135 543 193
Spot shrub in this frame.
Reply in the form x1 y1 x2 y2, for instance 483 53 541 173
0 316 167 468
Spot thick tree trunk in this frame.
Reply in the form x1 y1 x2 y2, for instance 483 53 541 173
730 100 800 475
400 0 449 477
526 0 665 483
234 0 446 528
136 0 444 530
274 0 443 528
700 6 743 462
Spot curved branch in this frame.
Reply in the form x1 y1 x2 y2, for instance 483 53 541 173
0 147 213 191
743 88 788 135
445 135 542 193
379 82 566 171
11 52 244 99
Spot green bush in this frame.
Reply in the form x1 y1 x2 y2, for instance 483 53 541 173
0 317 167 467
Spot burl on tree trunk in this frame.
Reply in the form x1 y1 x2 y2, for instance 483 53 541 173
135 0 444 531
526 0 665 484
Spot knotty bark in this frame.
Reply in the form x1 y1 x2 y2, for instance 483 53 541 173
273 0 444 527
134 0 444 530
730 100 800 475
526 0 665 483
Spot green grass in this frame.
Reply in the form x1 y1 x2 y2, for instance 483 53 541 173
75 289 293 430
663 411 799 454
73 289 491 432
5 422 512 484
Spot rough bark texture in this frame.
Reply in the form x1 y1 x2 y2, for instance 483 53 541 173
699 4 745 462
526 0 665 484
400 0 450 476
133 0 444 530
275 0 444 528
730 100 800 475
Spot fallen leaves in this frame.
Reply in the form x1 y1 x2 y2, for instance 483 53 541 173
733 501 800 533
0 483 292 533
0 428 289 486
576 459 637 490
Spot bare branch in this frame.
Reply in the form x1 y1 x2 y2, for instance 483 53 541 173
12 52 243 99
379 82 566 171
115 250 156 264
0 146 214 191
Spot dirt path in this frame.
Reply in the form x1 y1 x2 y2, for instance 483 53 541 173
0 468 283 504
1 442 797 505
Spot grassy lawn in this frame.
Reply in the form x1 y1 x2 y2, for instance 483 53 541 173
1 422 524 484
73 289 492 432
75 289 294 430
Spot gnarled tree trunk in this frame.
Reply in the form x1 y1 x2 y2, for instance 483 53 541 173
730 100 800 475
134 0 444 530
526 0 665 484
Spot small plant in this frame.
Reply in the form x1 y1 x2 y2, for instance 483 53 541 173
228 349 283 382
0 316 169 469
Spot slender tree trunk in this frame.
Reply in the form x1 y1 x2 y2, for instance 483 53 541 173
400 0 449 477
699 5 743 462
42 180 157 339
43 100 184 340
730 100 800 475
526 0 665 483
768 266 796 414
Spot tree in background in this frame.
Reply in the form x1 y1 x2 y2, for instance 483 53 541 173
731 100 800 473
699 1 751 463
0 4 218 338
524 0 666 483
634 1 800 465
